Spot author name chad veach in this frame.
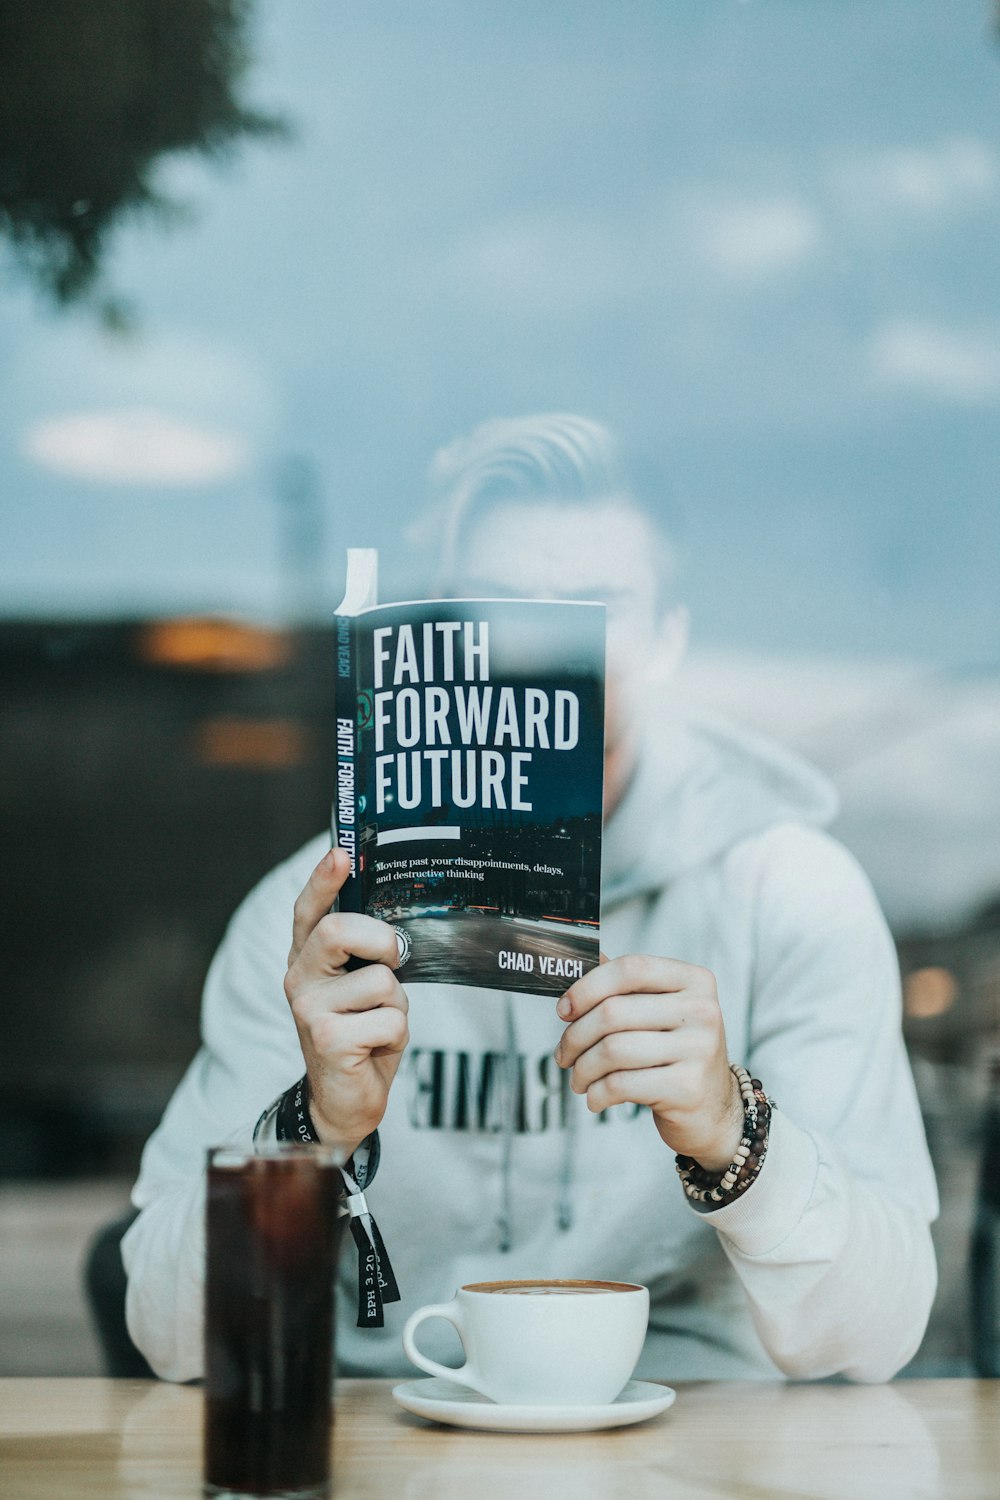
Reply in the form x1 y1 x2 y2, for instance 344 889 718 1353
498 951 585 980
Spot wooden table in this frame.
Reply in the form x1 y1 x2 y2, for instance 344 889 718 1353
0 1377 998 1500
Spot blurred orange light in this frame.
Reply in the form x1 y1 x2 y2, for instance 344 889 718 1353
904 966 958 1019
137 618 293 672
194 717 313 770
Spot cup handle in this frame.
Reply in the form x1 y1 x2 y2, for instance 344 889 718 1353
402 1299 480 1393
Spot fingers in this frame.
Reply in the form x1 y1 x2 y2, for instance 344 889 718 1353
557 962 719 1069
583 1064 694 1116
557 954 711 1021
290 848 352 963
564 1027 705 1097
308 1004 410 1063
283 853 412 1149
557 992 683 1068
288 909 401 991
553 955 726 1123
288 955 409 1029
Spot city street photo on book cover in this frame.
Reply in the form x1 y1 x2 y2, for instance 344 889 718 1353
333 592 605 996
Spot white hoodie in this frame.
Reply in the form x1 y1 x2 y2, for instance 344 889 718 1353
122 711 938 1384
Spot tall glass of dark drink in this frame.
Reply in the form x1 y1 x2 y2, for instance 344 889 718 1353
204 1143 345 1500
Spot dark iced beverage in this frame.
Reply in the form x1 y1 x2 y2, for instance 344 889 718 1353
204 1144 344 1500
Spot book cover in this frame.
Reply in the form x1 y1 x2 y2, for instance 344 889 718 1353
332 552 605 995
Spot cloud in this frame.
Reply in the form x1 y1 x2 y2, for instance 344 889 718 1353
5 324 277 439
868 320 1000 404
22 408 250 485
446 189 823 317
835 137 999 217
690 196 821 278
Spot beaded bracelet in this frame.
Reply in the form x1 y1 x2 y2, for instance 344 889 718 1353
675 1063 773 1209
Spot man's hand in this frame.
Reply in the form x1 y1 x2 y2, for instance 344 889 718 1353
284 848 409 1154
554 955 744 1170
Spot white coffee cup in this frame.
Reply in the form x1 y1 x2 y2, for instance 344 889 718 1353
402 1278 649 1407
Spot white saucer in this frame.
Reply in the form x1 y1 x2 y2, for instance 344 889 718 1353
391 1377 676 1433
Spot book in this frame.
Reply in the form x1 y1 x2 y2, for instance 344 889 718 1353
332 550 605 995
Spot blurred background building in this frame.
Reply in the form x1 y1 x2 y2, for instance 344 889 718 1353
1 0 999 1377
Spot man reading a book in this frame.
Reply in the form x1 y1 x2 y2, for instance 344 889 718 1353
123 413 937 1384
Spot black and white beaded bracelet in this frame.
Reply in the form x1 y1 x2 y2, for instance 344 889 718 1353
675 1063 773 1210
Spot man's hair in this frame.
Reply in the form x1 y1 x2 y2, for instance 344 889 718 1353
428 412 675 597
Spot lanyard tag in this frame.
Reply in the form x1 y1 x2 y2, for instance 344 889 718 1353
342 1157 400 1327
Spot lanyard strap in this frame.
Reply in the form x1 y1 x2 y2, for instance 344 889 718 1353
259 1076 401 1327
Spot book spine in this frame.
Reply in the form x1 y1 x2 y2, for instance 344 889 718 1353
332 610 363 914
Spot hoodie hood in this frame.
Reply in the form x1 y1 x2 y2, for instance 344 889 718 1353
602 709 838 907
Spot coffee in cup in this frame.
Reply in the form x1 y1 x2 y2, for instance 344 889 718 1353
402 1279 648 1406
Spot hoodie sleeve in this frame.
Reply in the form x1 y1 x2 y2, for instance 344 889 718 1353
121 840 321 1381
700 823 939 1382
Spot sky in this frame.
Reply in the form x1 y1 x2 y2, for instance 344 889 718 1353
1 0 999 663
2 0 999 929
